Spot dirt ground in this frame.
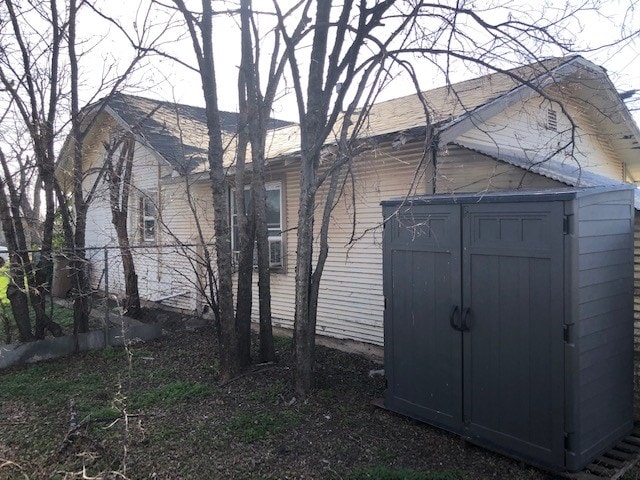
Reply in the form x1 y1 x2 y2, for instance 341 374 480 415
0 312 586 479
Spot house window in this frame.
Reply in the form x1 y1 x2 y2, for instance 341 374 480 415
230 181 283 268
139 194 157 243
546 107 558 131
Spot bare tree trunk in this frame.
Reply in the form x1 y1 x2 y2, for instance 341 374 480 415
173 0 241 382
6 283 31 341
67 0 93 336
120 247 141 316
290 0 333 394
0 170 32 342
234 37 254 368
34 159 57 336
210 166 239 382
251 145 276 363
106 135 141 318
235 204 255 367
293 154 319 393
240 0 280 363
72 205 90 334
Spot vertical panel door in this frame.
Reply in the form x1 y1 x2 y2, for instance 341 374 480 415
384 204 463 433
461 202 565 468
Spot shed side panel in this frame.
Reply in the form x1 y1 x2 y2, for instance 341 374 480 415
572 190 634 466
635 212 640 418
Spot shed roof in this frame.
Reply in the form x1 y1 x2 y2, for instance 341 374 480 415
381 183 635 207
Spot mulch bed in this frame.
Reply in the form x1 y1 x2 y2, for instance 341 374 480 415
0 316 561 479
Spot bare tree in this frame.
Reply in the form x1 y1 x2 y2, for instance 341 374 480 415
233 24 255 367
237 0 308 364
0 148 39 341
103 133 142 318
0 0 66 338
276 0 421 395
1 0 170 336
167 0 310 377
171 0 240 382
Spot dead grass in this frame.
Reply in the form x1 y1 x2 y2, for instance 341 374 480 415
0 327 558 479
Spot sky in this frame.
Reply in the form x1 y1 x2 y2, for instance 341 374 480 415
95 0 638 124
8 0 640 126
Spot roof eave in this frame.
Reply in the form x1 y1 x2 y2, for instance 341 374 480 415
436 56 586 145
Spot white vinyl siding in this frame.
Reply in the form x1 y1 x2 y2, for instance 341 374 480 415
257 141 434 345
83 120 201 312
436 145 564 193
453 93 625 182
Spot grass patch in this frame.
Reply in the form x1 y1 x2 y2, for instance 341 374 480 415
85 405 121 420
132 381 214 409
131 348 154 358
0 363 105 408
318 389 335 399
0 303 92 345
273 335 293 350
50 304 75 329
347 466 466 480
101 346 128 360
227 410 300 443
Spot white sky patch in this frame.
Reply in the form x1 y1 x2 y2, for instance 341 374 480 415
6 0 640 126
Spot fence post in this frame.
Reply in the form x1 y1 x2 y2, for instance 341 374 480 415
104 247 109 348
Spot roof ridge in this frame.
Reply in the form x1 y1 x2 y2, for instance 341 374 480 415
370 55 581 109
112 92 237 115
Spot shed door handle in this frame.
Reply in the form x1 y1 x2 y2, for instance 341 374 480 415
449 305 462 331
461 307 472 331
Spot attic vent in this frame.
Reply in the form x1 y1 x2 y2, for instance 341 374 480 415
547 108 558 131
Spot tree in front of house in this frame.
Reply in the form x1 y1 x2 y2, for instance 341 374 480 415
0 0 170 338
168 0 311 382
102 133 143 319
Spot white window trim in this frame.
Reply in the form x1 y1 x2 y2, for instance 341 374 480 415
230 181 283 268
139 192 158 244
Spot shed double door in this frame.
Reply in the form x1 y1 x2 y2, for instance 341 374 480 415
384 201 565 467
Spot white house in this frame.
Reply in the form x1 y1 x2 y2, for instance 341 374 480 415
56 55 640 352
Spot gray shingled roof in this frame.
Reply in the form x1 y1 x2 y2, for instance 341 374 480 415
263 57 578 159
97 57 639 189
105 93 291 174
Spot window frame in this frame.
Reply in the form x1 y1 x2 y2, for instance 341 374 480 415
546 107 558 132
139 192 158 244
230 180 284 269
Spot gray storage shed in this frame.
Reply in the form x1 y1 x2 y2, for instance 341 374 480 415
381 185 634 472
